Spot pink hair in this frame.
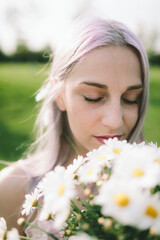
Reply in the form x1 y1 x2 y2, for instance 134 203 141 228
25 16 149 177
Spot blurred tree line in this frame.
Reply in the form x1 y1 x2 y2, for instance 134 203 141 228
148 51 160 65
0 43 51 63
0 42 160 65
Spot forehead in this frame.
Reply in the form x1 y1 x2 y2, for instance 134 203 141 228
66 46 142 87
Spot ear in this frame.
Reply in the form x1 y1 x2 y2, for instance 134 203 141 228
56 92 66 111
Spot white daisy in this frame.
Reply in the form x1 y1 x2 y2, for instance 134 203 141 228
112 146 160 189
42 166 76 214
102 137 132 160
137 194 160 231
21 188 42 216
95 179 145 228
148 142 159 149
66 156 87 176
0 218 7 240
77 160 101 184
6 228 20 240
86 147 114 169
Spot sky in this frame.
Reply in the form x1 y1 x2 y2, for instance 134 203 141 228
0 0 160 54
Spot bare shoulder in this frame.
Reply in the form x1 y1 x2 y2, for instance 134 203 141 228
0 161 32 231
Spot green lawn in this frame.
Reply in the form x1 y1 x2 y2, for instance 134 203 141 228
0 63 160 164
143 66 160 144
0 63 48 162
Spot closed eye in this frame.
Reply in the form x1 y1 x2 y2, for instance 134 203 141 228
122 98 138 104
83 96 103 102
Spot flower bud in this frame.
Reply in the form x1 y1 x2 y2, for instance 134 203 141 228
102 173 109 181
17 218 25 226
102 163 107 168
96 180 103 187
66 229 71 236
103 218 113 230
89 200 94 206
98 217 104 224
76 214 82 221
82 223 89 230
84 188 91 196
89 193 94 199
76 196 80 201
149 226 157 235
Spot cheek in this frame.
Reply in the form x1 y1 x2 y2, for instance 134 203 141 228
66 99 98 132
124 106 139 130
66 99 87 122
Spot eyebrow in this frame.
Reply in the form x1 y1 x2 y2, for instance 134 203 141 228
127 84 143 91
80 81 107 89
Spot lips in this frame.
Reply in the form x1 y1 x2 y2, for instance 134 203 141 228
94 135 122 144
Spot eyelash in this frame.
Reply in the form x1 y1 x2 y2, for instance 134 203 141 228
122 98 138 104
84 96 138 104
84 96 103 102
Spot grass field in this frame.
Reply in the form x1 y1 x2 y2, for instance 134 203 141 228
0 63 48 162
0 63 160 163
143 66 160 144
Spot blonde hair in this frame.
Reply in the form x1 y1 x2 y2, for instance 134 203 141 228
25 16 149 177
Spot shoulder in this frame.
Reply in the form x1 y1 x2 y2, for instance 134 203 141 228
0 160 32 231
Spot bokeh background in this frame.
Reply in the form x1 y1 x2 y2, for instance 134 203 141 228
0 0 160 165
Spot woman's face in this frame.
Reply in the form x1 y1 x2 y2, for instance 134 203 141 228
58 46 143 156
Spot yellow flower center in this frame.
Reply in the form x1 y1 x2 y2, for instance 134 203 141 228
114 193 130 207
145 205 158 219
113 148 122 154
132 168 144 177
154 158 160 164
58 185 65 196
87 169 94 176
32 198 38 207
97 156 106 161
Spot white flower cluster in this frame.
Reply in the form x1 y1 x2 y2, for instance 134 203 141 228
95 139 160 234
19 138 160 237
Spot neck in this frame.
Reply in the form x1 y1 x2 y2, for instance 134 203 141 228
63 149 78 167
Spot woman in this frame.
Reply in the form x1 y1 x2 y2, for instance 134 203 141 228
0 16 149 237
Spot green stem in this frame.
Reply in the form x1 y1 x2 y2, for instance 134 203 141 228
103 167 111 176
71 200 81 214
20 236 35 240
76 196 86 207
36 203 43 208
80 183 86 190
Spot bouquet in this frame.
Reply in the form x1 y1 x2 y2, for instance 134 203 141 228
1 138 160 240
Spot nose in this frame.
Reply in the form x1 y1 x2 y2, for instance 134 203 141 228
101 100 124 130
